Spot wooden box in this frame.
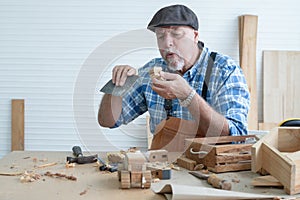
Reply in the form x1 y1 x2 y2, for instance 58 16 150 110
184 135 257 173
252 127 300 195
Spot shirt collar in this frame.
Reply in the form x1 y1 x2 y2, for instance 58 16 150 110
182 45 208 79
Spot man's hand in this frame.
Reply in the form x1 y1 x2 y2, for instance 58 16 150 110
151 71 192 100
112 65 136 86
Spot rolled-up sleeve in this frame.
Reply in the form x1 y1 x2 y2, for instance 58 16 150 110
211 63 250 136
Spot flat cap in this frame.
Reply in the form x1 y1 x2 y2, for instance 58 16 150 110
147 4 199 32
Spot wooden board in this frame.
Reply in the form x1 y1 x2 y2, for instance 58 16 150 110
239 15 258 130
11 99 24 151
263 51 300 123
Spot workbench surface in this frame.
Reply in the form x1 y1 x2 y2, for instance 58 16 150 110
0 151 298 200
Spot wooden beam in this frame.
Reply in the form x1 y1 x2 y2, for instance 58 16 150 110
11 99 24 151
239 15 258 130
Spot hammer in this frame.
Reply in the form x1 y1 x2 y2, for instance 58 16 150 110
189 171 232 190
66 146 98 164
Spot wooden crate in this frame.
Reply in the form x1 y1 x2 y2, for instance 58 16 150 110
184 135 257 173
252 127 300 195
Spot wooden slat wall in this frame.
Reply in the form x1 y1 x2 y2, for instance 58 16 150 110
11 99 24 151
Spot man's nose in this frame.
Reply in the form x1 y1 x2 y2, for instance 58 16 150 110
163 34 174 47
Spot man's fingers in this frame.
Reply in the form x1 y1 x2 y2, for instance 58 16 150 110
160 71 179 80
112 65 136 86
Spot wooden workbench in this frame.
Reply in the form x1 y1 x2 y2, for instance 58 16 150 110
0 151 298 200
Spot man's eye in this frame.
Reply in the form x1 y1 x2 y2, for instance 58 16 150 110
157 34 165 39
171 32 184 38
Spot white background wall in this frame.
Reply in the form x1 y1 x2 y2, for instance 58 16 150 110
0 0 299 158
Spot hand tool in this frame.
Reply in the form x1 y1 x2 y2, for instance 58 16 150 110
189 171 232 190
279 118 300 127
100 75 140 96
97 156 118 172
66 146 98 164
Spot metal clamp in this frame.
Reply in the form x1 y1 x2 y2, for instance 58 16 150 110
190 148 208 155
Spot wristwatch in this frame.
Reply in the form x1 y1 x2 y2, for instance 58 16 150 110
178 89 196 107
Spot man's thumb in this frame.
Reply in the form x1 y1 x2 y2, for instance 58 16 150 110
127 68 136 76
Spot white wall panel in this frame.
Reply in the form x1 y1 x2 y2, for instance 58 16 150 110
0 0 299 158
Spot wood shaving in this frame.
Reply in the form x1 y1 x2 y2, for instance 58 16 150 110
79 189 87 195
169 164 180 171
35 162 57 169
20 171 41 183
152 178 160 183
44 171 77 181
232 178 240 183
0 172 23 176
107 152 124 163
194 164 204 171
65 162 76 168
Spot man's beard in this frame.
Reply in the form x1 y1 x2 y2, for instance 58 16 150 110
166 55 185 72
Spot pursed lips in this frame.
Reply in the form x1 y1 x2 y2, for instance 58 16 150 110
165 51 179 60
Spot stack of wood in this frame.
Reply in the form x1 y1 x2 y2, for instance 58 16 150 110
178 135 257 173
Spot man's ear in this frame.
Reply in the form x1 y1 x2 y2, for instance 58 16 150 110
193 30 199 43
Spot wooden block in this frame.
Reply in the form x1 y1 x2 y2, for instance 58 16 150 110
124 152 146 171
146 149 168 162
252 127 300 194
176 156 196 171
120 171 130 189
131 171 142 188
239 15 258 130
11 99 25 151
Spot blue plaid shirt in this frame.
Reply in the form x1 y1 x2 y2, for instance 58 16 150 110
113 46 250 136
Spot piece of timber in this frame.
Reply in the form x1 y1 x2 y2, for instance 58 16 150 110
11 99 25 151
176 156 196 171
239 15 258 130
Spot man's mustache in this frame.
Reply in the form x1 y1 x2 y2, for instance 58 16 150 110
162 48 182 58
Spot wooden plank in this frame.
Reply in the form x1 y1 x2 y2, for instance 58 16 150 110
216 154 251 164
215 144 252 154
239 15 258 130
187 135 257 145
261 142 295 194
263 51 300 123
11 99 25 151
208 163 251 173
